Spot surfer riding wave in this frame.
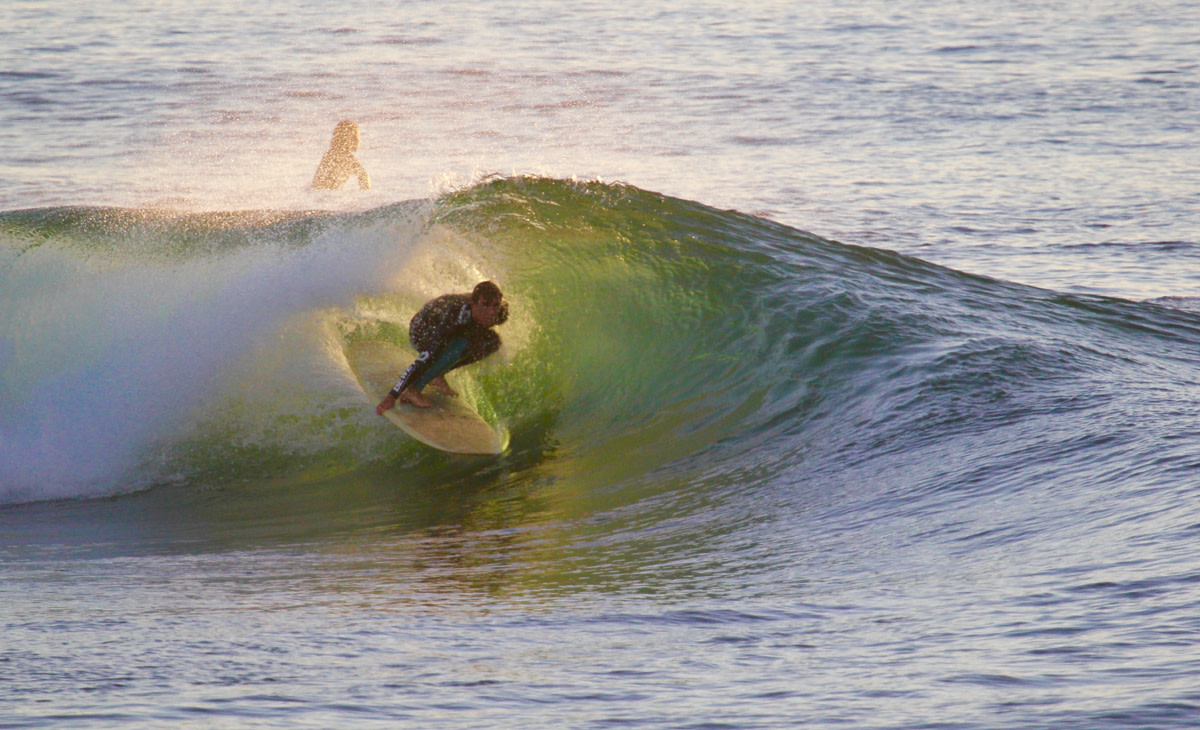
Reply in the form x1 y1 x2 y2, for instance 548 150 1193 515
376 281 508 412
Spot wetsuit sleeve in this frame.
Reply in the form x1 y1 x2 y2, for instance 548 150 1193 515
387 351 433 399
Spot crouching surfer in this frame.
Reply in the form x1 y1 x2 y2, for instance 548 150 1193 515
376 281 508 413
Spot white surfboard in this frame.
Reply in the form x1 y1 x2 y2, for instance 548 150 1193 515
344 340 508 455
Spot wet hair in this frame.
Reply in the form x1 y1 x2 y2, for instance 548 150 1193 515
471 280 503 305
330 120 360 152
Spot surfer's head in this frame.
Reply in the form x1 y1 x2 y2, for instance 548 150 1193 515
330 120 361 153
470 281 505 327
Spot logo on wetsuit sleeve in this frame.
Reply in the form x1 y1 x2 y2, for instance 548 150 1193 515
390 351 433 395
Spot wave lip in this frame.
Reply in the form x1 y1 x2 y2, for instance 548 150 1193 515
5 177 1200 508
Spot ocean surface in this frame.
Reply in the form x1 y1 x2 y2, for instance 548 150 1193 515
3 1 1200 728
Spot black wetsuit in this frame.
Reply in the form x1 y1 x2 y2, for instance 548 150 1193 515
387 294 501 398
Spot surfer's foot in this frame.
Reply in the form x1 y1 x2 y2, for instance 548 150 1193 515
399 388 433 408
428 376 457 397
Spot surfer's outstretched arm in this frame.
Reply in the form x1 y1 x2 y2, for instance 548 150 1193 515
378 336 472 414
377 353 434 412
376 387 432 413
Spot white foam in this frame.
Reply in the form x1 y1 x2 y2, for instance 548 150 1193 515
0 209 428 503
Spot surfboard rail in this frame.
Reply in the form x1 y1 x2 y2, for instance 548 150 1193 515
344 340 508 455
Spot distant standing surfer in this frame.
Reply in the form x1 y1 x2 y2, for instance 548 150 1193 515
311 120 371 190
376 281 509 412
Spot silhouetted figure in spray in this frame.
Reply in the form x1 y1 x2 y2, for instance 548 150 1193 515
311 120 370 190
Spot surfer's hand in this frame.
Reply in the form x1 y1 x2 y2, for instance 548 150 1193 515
376 395 397 415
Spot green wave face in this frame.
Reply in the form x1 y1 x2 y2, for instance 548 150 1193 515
5 177 1196 518
428 179 1200 512
426 179 840 483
